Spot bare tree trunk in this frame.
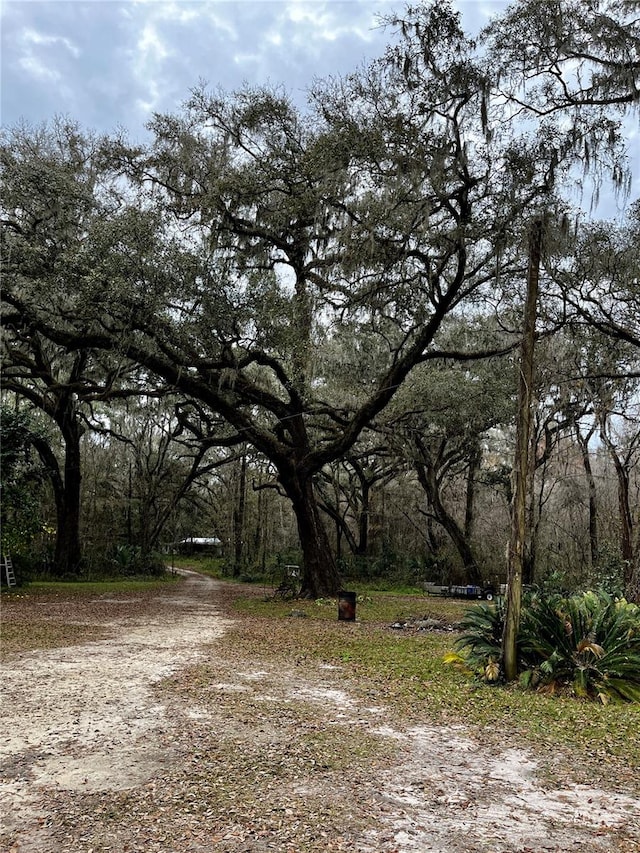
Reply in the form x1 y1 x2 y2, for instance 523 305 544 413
253 469 265 568
233 449 247 576
503 218 542 682
599 415 638 601
415 455 482 584
464 442 481 541
523 423 539 586
316 470 358 557
576 424 598 570
357 478 371 557
127 462 133 546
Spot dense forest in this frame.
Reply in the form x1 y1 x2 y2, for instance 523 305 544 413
2 0 639 605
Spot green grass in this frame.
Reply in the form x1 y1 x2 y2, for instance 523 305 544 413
234 589 470 625
167 555 227 577
3 575 181 598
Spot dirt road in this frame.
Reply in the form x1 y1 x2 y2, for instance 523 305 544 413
1 571 230 850
1 572 639 852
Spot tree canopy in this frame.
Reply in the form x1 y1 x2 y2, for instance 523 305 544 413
2 0 639 601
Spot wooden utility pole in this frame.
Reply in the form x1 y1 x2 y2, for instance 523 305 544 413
502 218 543 682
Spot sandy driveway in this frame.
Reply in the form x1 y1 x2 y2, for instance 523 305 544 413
1 572 639 852
1 571 230 850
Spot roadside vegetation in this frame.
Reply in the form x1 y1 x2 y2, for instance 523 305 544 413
454 591 640 703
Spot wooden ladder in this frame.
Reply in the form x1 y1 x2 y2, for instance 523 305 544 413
3 555 17 588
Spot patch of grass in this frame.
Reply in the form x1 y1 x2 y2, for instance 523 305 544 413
359 590 469 624
233 589 469 625
5 575 181 598
346 579 425 594
168 555 227 577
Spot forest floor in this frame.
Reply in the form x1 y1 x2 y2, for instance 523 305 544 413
1 570 639 853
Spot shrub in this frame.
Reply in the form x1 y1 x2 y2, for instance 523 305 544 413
453 598 506 680
111 545 165 577
589 542 627 598
521 591 640 703
453 590 640 703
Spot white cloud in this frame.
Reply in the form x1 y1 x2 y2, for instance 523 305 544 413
126 17 174 117
18 53 62 83
287 2 332 28
233 51 261 68
157 1 200 26
22 27 81 58
191 6 237 40
130 1 237 38
14 26 80 88
266 31 283 47
284 1 380 44
137 21 171 65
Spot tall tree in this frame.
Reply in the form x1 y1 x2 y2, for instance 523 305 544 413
0 121 201 573
483 0 639 197
482 0 640 666
381 339 517 583
503 218 543 682
554 211 640 598
485 0 640 108
564 205 640 351
0 122 127 574
1 6 564 596
1 341 88 575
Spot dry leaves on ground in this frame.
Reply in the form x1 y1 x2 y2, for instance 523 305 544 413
1 572 639 853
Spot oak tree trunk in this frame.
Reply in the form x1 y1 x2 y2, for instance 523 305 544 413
56 422 84 576
281 473 341 598
32 423 83 577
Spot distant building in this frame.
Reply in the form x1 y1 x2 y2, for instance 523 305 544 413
177 537 222 555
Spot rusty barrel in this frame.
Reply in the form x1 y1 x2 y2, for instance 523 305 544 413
338 590 356 621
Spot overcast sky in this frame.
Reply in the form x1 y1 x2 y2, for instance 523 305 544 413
1 0 637 218
0 0 507 134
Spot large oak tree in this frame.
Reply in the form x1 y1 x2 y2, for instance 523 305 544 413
1 5 568 596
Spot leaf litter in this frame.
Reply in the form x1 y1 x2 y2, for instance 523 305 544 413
1 571 639 853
